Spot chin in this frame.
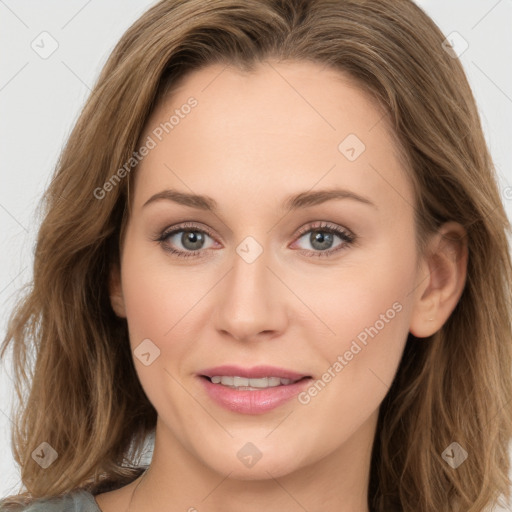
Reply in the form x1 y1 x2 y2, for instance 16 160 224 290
198 441 308 481
215 459 299 481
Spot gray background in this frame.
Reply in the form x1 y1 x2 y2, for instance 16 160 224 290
1 0 511 508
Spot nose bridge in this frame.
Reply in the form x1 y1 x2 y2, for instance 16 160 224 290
228 234 273 307
213 233 287 340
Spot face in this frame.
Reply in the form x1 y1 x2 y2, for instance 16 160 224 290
111 60 425 480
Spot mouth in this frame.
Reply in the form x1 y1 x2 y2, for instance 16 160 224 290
199 374 311 390
198 364 311 388
197 365 313 414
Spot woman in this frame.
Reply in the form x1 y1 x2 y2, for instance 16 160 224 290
1 1 511 511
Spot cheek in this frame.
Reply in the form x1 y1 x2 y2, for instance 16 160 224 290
119 231 205 345
309 243 414 345
303 237 416 395
118 240 206 419
292 250 415 446
118 243 201 416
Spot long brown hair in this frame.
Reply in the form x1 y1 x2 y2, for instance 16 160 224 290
1 1 511 510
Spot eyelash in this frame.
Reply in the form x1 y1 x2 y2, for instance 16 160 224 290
155 221 356 259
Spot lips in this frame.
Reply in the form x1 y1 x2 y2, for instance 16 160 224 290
197 364 312 414
199 364 310 381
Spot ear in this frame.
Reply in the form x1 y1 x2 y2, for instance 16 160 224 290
409 221 468 338
109 263 127 318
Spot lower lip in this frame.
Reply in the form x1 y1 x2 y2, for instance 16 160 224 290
198 376 312 415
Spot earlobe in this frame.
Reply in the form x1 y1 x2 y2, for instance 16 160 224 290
108 264 127 318
409 222 468 338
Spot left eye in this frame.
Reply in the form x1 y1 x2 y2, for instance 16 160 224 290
294 228 349 252
290 222 355 257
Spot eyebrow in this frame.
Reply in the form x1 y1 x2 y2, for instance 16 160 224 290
142 187 377 212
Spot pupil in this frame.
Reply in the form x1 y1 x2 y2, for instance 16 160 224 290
311 231 333 250
183 231 204 250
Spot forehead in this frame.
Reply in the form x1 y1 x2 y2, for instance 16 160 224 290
132 60 413 218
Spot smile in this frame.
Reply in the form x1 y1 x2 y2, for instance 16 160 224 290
197 365 313 414
209 375 300 389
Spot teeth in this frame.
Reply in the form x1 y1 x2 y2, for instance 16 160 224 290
210 376 295 388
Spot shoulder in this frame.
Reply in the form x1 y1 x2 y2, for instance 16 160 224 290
11 490 101 512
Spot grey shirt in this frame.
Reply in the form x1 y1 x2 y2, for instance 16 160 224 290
13 490 102 512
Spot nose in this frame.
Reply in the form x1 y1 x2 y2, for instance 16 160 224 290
212 242 289 343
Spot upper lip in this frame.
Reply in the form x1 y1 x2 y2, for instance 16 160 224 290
199 365 310 381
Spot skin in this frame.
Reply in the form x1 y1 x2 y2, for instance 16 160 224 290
97 60 468 512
